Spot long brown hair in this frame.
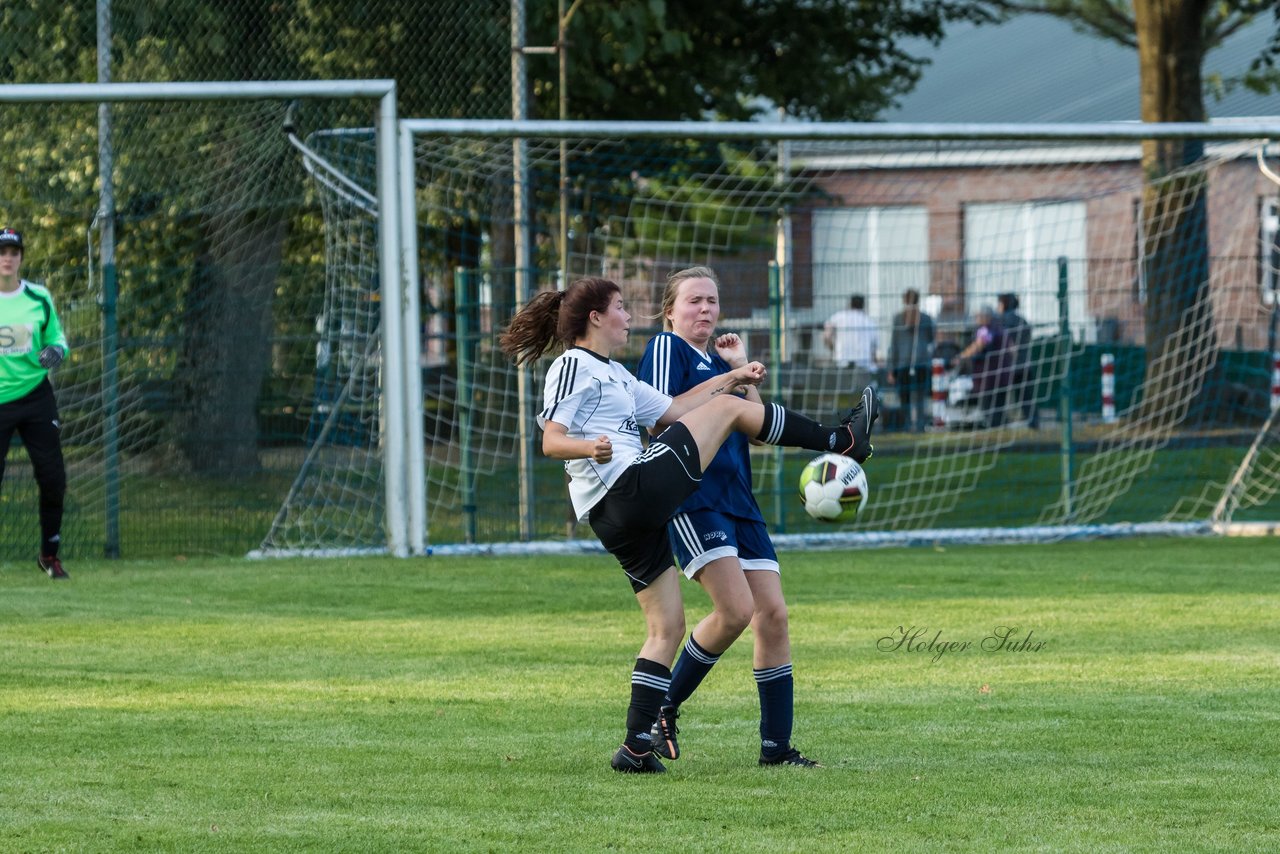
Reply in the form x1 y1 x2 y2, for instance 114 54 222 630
499 277 621 365
654 266 719 332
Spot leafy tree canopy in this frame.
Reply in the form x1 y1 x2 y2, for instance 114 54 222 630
528 0 995 121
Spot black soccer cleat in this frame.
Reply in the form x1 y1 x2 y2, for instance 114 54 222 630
759 746 823 768
37 555 69 580
835 386 880 463
611 744 667 774
650 705 680 761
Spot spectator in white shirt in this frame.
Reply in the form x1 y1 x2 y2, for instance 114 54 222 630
823 294 879 392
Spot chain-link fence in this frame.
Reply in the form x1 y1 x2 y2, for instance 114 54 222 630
2 1 513 117
1 2 532 559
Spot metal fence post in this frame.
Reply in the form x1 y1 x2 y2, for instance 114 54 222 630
768 261 785 533
455 267 477 543
1058 256 1074 520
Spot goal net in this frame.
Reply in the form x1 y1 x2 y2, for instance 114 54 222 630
0 84 398 561
403 123 1280 551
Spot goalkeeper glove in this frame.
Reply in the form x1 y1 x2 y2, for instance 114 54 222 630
38 346 64 369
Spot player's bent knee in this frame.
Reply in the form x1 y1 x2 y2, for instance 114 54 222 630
648 628 686 657
754 601 789 634
648 611 686 642
718 603 753 636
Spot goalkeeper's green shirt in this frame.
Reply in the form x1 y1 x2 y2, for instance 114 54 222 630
0 280 69 405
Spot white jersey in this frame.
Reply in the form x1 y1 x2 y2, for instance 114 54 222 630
537 346 673 522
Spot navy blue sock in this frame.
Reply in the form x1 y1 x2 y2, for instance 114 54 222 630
755 663 794 757
624 658 671 752
755 402 839 452
667 634 721 709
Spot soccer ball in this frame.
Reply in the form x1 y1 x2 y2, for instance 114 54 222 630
798 453 868 523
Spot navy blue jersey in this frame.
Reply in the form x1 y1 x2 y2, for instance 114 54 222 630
638 332 764 522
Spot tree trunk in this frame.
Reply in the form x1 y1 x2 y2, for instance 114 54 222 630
1134 0 1215 420
175 200 287 474
171 2 295 474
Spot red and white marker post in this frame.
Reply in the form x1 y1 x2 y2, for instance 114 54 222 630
1101 352 1117 423
931 357 947 429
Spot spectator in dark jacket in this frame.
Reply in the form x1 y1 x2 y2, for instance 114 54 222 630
998 293 1037 429
886 288 935 432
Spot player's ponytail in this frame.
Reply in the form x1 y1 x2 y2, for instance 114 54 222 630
500 278 621 365
500 289 565 365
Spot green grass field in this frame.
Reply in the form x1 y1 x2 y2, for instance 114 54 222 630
3 538 1279 851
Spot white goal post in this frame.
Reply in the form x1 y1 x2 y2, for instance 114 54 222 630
400 117 1280 555
1 81 416 558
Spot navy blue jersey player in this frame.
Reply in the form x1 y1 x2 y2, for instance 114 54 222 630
641 334 758 521
639 267 819 767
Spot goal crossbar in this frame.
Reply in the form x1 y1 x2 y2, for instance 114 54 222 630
401 118 1280 142
0 80 395 103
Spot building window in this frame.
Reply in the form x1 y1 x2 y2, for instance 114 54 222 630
811 206 929 335
963 200 1090 340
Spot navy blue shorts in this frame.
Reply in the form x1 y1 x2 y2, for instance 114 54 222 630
668 508 779 579
588 422 703 593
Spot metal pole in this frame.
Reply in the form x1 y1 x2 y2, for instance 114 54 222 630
400 118 1280 143
775 113 793 359
558 0 568 285
512 0 535 540
1 81 397 103
455 267 478 543
96 0 120 558
1057 256 1074 521
1267 219 1278 382
376 87 408 557
771 120 792 532
556 0 585 287
1269 296 1277 375
768 262 785 533
399 122 427 554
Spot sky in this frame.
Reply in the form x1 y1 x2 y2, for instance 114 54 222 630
881 13 1278 123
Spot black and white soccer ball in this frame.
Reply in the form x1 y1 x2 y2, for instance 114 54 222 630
798 453 868 523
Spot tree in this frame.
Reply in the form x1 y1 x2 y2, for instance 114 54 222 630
981 1 1279 415
116 3 300 473
5 0 997 475
512 1 993 295
529 0 991 121
1236 5 1280 93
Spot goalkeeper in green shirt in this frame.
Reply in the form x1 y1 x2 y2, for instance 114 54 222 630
0 227 70 579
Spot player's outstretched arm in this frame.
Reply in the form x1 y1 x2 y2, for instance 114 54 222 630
656 362 764 426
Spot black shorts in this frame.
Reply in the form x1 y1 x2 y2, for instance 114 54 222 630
588 422 703 593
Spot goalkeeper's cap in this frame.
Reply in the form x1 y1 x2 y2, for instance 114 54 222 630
0 228 22 250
